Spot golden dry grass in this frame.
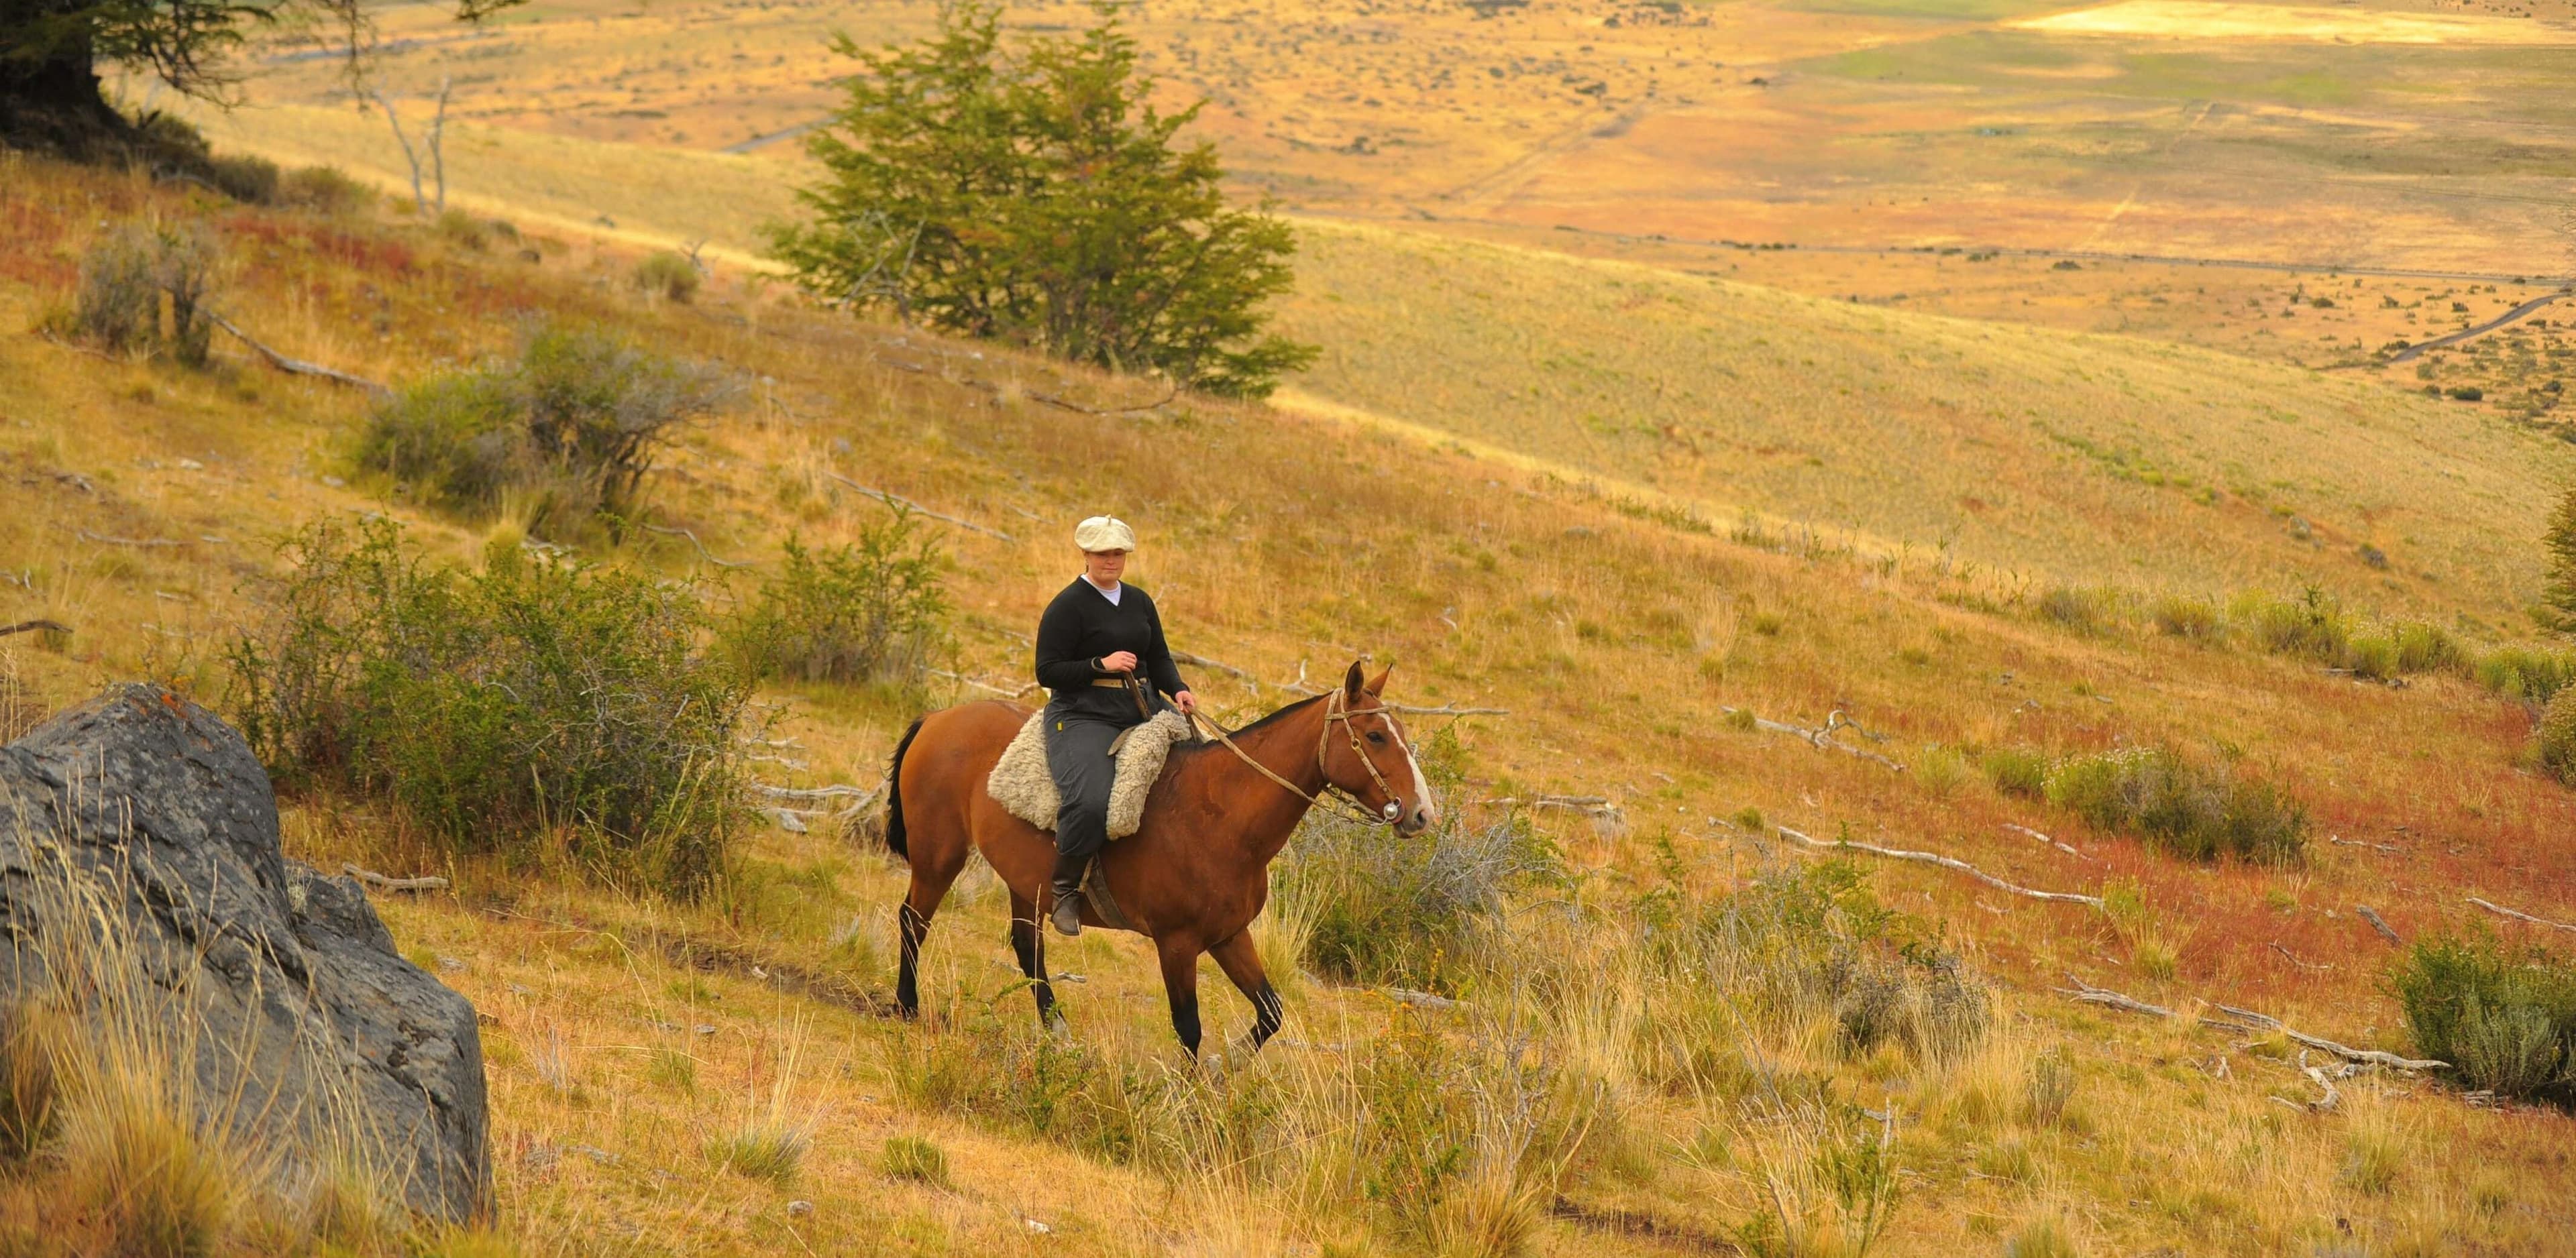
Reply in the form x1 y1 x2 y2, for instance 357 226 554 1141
7 148 2576 1255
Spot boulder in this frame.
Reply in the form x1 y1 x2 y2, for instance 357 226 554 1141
0 684 488 1220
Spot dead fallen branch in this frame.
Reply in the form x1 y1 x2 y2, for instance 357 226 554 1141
2055 973 2178 1019
1173 650 1263 685
1486 794 1621 821
2468 895 2576 934
0 620 70 640
1776 825 2104 908
750 783 878 804
2003 822 2089 861
343 863 449 893
2357 905 2402 946
1723 707 1907 771
638 523 751 569
2207 1004 2447 1072
2328 834 2402 854
75 529 178 548
929 669 1036 699
820 472 1014 541
2269 941 2332 972
210 314 390 396
1385 702 1510 718
1383 987 1457 1011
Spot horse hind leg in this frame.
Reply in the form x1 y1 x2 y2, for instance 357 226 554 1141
1008 891 1063 1031
896 851 969 1019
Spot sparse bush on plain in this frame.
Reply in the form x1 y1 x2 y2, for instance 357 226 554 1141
356 320 731 536
2033 585 2114 635
2537 688 2576 785
205 154 280 205
276 166 375 215
67 222 218 365
2481 646 2576 704
2542 485 2576 637
2149 593 2222 642
2391 933 2576 1108
0 1005 61 1164
634 250 702 302
2043 748 2306 864
729 516 949 687
1980 747 2047 799
226 517 753 896
1275 730 1558 992
2231 587 2349 664
434 207 492 250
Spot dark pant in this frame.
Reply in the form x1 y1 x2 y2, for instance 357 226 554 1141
1043 705 1134 858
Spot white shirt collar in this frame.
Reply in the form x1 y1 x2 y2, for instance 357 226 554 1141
1083 575 1122 606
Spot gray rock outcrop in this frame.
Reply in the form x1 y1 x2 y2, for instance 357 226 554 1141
0 684 488 1220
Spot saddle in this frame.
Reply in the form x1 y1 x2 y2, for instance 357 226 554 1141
985 708 1196 840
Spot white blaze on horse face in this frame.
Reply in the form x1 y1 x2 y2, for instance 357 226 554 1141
1394 716 1435 825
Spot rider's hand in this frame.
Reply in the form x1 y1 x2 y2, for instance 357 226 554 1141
1173 689 1197 714
1099 650 1140 673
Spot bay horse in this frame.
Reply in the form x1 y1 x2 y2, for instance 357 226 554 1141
881 662 1436 1056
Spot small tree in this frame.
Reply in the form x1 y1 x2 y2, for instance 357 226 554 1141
771 2 1316 398
2541 485 2576 636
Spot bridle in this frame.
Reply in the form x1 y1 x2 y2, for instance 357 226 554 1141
1184 689 1415 828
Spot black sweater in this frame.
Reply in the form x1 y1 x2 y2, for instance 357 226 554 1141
1033 578 1190 713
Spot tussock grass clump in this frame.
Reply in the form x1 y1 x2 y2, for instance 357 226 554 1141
2479 646 2576 703
633 250 703 302
2033 585 2115 636
2003 1214 2081 1258
1979 747 2047 799
1275 731 1558 992
227 517 753 895
0 1005 62 1164
709 1124 808 1184
729 518 949 686
355 320 731 536
206 154 280 205
2392 934 2576 1108
276 166 375 215
880 1134 949 1186
2231 587 2349 663
2149 593 2222 641
2043 748 2306 865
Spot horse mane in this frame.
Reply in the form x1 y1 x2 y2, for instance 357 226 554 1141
1181 691 1330 750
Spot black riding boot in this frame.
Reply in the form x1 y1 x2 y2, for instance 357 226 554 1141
1049 848 1092 936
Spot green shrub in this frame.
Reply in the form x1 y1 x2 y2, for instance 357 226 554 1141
2341 631 2400 681
2390 934 2576 1108
355 321 731 535
435 207 492 250
2392 622 2469 675
634 250 703 302
2537 687 2576 786
2149 594 2222 641
1980 747 2047 799
730 516 949 686
277 166 376 215
2479 647 2576 703
2231 587 2349 665
1277 730 1557 992
2042 748 2306 864
68 223 217 365
225 518 752 895
206 154 279 204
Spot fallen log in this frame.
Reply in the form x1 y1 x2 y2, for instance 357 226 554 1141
2208 1004 2447 1072
638 524 751 569
0 620 71 639
2357 905 2402 946
2004 822 2089 861
1775 825 2104 908
343 863 449 893
1723 707 1906 771
2468 895 2576 934
821 472 1014 541
211 314 390 396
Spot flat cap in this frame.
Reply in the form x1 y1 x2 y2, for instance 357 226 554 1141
1074 516 1136 553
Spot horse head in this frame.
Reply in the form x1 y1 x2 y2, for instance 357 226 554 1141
1322 661 1438 836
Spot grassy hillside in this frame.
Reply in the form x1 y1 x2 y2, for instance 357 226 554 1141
1276 219 2566 623
7 150 2576 1255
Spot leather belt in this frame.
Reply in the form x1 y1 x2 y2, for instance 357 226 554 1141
1088 678 1128 688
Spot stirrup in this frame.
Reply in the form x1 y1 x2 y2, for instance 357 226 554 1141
1050 889 1084 937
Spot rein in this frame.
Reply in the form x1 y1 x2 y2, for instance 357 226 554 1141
1185 691 1409 827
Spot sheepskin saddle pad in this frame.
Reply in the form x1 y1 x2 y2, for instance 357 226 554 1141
986 709 1196 839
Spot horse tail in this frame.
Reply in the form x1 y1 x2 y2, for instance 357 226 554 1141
881 714 927 862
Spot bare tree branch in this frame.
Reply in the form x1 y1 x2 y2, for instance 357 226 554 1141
819 471 1014 540
2468 895 2576 934
209 313 388 395
1775 825 2104 907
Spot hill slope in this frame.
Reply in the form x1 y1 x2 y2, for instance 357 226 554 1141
5 152 2576 1255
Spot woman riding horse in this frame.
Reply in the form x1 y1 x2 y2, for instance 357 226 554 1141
1034 515 1199 935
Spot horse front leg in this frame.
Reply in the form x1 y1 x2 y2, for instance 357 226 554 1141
1155 934 1205 1058
1008 891 1064 1033
1208 931 1284 1051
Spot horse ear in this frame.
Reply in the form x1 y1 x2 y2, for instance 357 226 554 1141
1364 664 1391 696
1342 661 1366 700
